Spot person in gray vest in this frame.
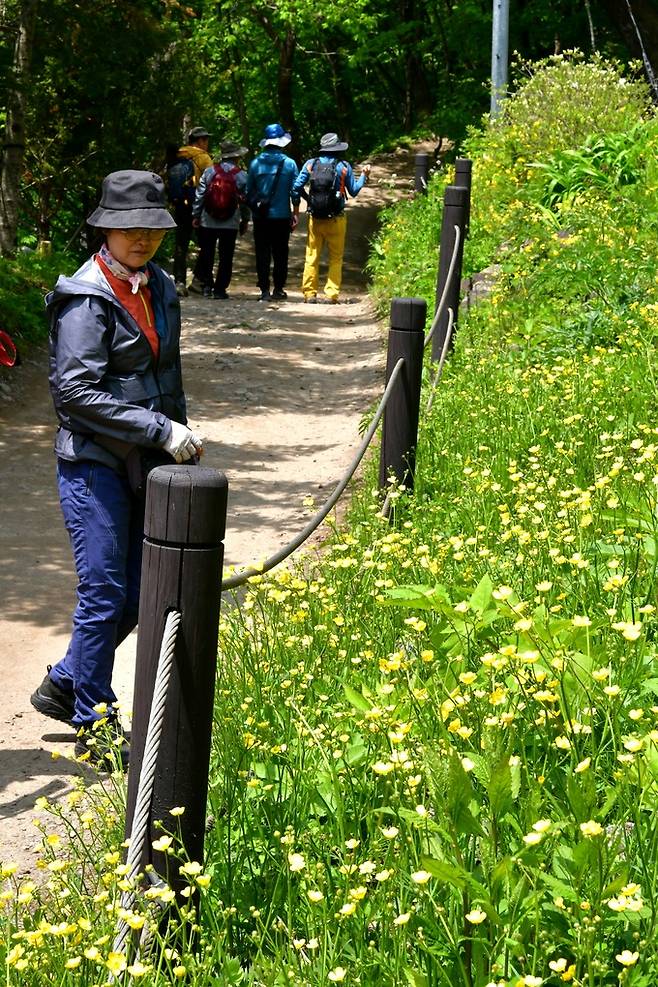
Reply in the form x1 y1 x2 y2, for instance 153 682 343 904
30 170 202 769
192 141 249 299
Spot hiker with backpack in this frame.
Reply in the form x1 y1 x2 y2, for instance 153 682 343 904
167 126 213 296
246 123 299 302
192 141 249 299
292 133 371 304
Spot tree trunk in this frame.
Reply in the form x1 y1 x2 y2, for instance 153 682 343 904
277 29 299 162
601 0 658 65
0 0 38 255
230 54 251 159
325 50 355 145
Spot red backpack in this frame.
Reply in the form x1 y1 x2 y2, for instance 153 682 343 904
204 164 241 221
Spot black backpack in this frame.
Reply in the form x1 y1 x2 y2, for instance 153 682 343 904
167 157 195 205
308 159 343 218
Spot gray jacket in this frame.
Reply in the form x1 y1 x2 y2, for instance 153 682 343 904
193 162 249 230
48 257 186 471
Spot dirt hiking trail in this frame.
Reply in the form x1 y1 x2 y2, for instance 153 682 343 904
0 144 433 873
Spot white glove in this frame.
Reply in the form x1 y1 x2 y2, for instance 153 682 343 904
163 420 203 463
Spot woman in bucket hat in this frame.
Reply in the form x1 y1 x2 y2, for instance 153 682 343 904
246 123 299 301
30 170 203 768
292 133 370 303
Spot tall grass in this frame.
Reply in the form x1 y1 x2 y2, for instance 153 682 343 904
4 53 658 986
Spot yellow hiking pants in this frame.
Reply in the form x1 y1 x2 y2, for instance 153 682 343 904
301 213 347 300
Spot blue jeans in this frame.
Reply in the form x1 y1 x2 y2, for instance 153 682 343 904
49 460 144 726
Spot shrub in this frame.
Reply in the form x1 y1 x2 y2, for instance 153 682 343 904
0 250 76 346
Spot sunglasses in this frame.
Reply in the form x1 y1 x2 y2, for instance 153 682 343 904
118 228 168 242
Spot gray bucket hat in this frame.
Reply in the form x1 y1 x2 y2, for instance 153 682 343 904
188 126 211 142
87 170 176 229
220 140 248 159
319 133 349 153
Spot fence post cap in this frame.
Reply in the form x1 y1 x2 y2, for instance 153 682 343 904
444 184 469 206
390 297 427 332
144 464 228 545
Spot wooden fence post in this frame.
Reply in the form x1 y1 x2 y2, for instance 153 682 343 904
379 297 426 493
125 464 228 895
431 184 468 364
454 157 472 236
414 153 429 194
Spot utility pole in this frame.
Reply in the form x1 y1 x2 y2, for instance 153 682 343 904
490 0 509 118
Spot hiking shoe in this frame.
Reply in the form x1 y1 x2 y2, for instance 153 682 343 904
75 719 130 771
174 281 188 298
271 289 287 301
304 295 317 304
257 291 271 302
188 278 205 296
30 667 75 725
213 290 229 300
202 286 213 298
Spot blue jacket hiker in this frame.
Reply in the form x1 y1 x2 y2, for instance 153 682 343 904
30 170 203 769
246 123 299 301
291 133 370 304
193 141 250 299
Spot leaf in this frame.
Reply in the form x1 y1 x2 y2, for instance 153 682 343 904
419 856 468 890
468 573 494 615
397 807 441 832
383 583 451 610
539 871 579 904
488 755 512 816
403 969 428 987
509 758 521 801
343 684 371 712
640 678 658 697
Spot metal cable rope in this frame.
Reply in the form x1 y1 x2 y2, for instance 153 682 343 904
221 357 406 590
426 307 454 414
222 226 463 582
110 609 181 971
424 223 461 349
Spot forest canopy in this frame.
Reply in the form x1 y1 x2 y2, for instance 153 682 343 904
0 0 654 253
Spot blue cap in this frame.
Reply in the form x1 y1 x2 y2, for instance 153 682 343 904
259 123 292 148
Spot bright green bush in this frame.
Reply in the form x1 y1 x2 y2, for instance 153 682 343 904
463 51 651 273
369 51 653 302
0 250 76 346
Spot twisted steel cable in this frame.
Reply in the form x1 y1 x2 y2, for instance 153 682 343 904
221 358 406 590
110 609 181 972
424 224 461 349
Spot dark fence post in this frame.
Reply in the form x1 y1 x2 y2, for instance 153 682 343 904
454 158 473 236
431 184 468 364
414 153 429 194
379 297 426 492
125 464 228 895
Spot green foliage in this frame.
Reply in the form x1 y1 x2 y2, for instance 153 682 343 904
0 1 645 250
0 250 74 344
533 122 649 209
461 51 650 273
9 48 658 987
